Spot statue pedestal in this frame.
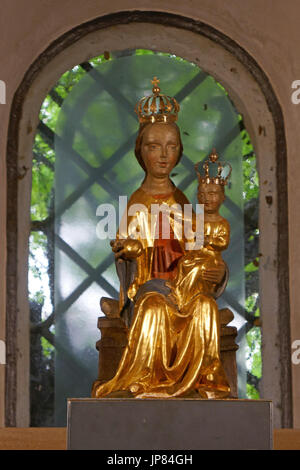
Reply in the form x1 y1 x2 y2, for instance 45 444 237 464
67 398 273 450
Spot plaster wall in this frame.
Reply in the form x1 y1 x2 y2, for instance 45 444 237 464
0 0 299 427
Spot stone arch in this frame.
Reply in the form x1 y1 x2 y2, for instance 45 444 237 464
6 11 290 427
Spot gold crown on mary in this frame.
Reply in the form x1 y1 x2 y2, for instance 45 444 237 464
135 77 180 124
195 149 232 186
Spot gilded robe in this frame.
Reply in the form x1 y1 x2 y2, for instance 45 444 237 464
92 187 230 399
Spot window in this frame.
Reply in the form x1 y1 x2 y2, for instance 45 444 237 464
29 49 259 426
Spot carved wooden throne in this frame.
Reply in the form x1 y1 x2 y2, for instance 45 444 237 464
95 297 239 398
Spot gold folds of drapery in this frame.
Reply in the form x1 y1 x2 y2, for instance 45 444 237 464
117 186 194 306
92 188 231 399
92 288 229 398
170 219 230 306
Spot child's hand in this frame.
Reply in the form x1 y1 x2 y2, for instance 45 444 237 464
201 264 225 284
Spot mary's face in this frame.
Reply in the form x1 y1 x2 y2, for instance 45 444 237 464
140 123 180 178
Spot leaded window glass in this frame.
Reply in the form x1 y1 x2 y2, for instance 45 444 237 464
29 49 260 426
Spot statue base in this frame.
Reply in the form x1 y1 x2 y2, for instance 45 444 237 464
67 398 273 450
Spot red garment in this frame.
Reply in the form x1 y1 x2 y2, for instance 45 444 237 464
151 198 183 280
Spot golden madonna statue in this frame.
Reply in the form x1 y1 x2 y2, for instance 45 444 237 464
92 77 233 399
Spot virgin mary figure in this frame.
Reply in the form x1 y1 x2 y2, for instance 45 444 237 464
92 78 230 399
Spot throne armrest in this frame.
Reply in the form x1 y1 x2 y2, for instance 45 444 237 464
219 307 234 327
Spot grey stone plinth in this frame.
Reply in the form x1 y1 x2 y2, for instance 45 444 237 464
67 398 273 450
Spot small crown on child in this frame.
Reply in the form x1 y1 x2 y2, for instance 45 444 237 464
135 77 180 124
195 149 232 186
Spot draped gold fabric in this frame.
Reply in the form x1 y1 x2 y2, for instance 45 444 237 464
92 188 230 399
171 219 230 302
117 186 194 307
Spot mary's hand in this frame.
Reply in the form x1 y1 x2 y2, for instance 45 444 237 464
201 264 226 284
110 238 143 260
110 239 126 259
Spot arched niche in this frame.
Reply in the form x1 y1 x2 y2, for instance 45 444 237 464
6 11 290 428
